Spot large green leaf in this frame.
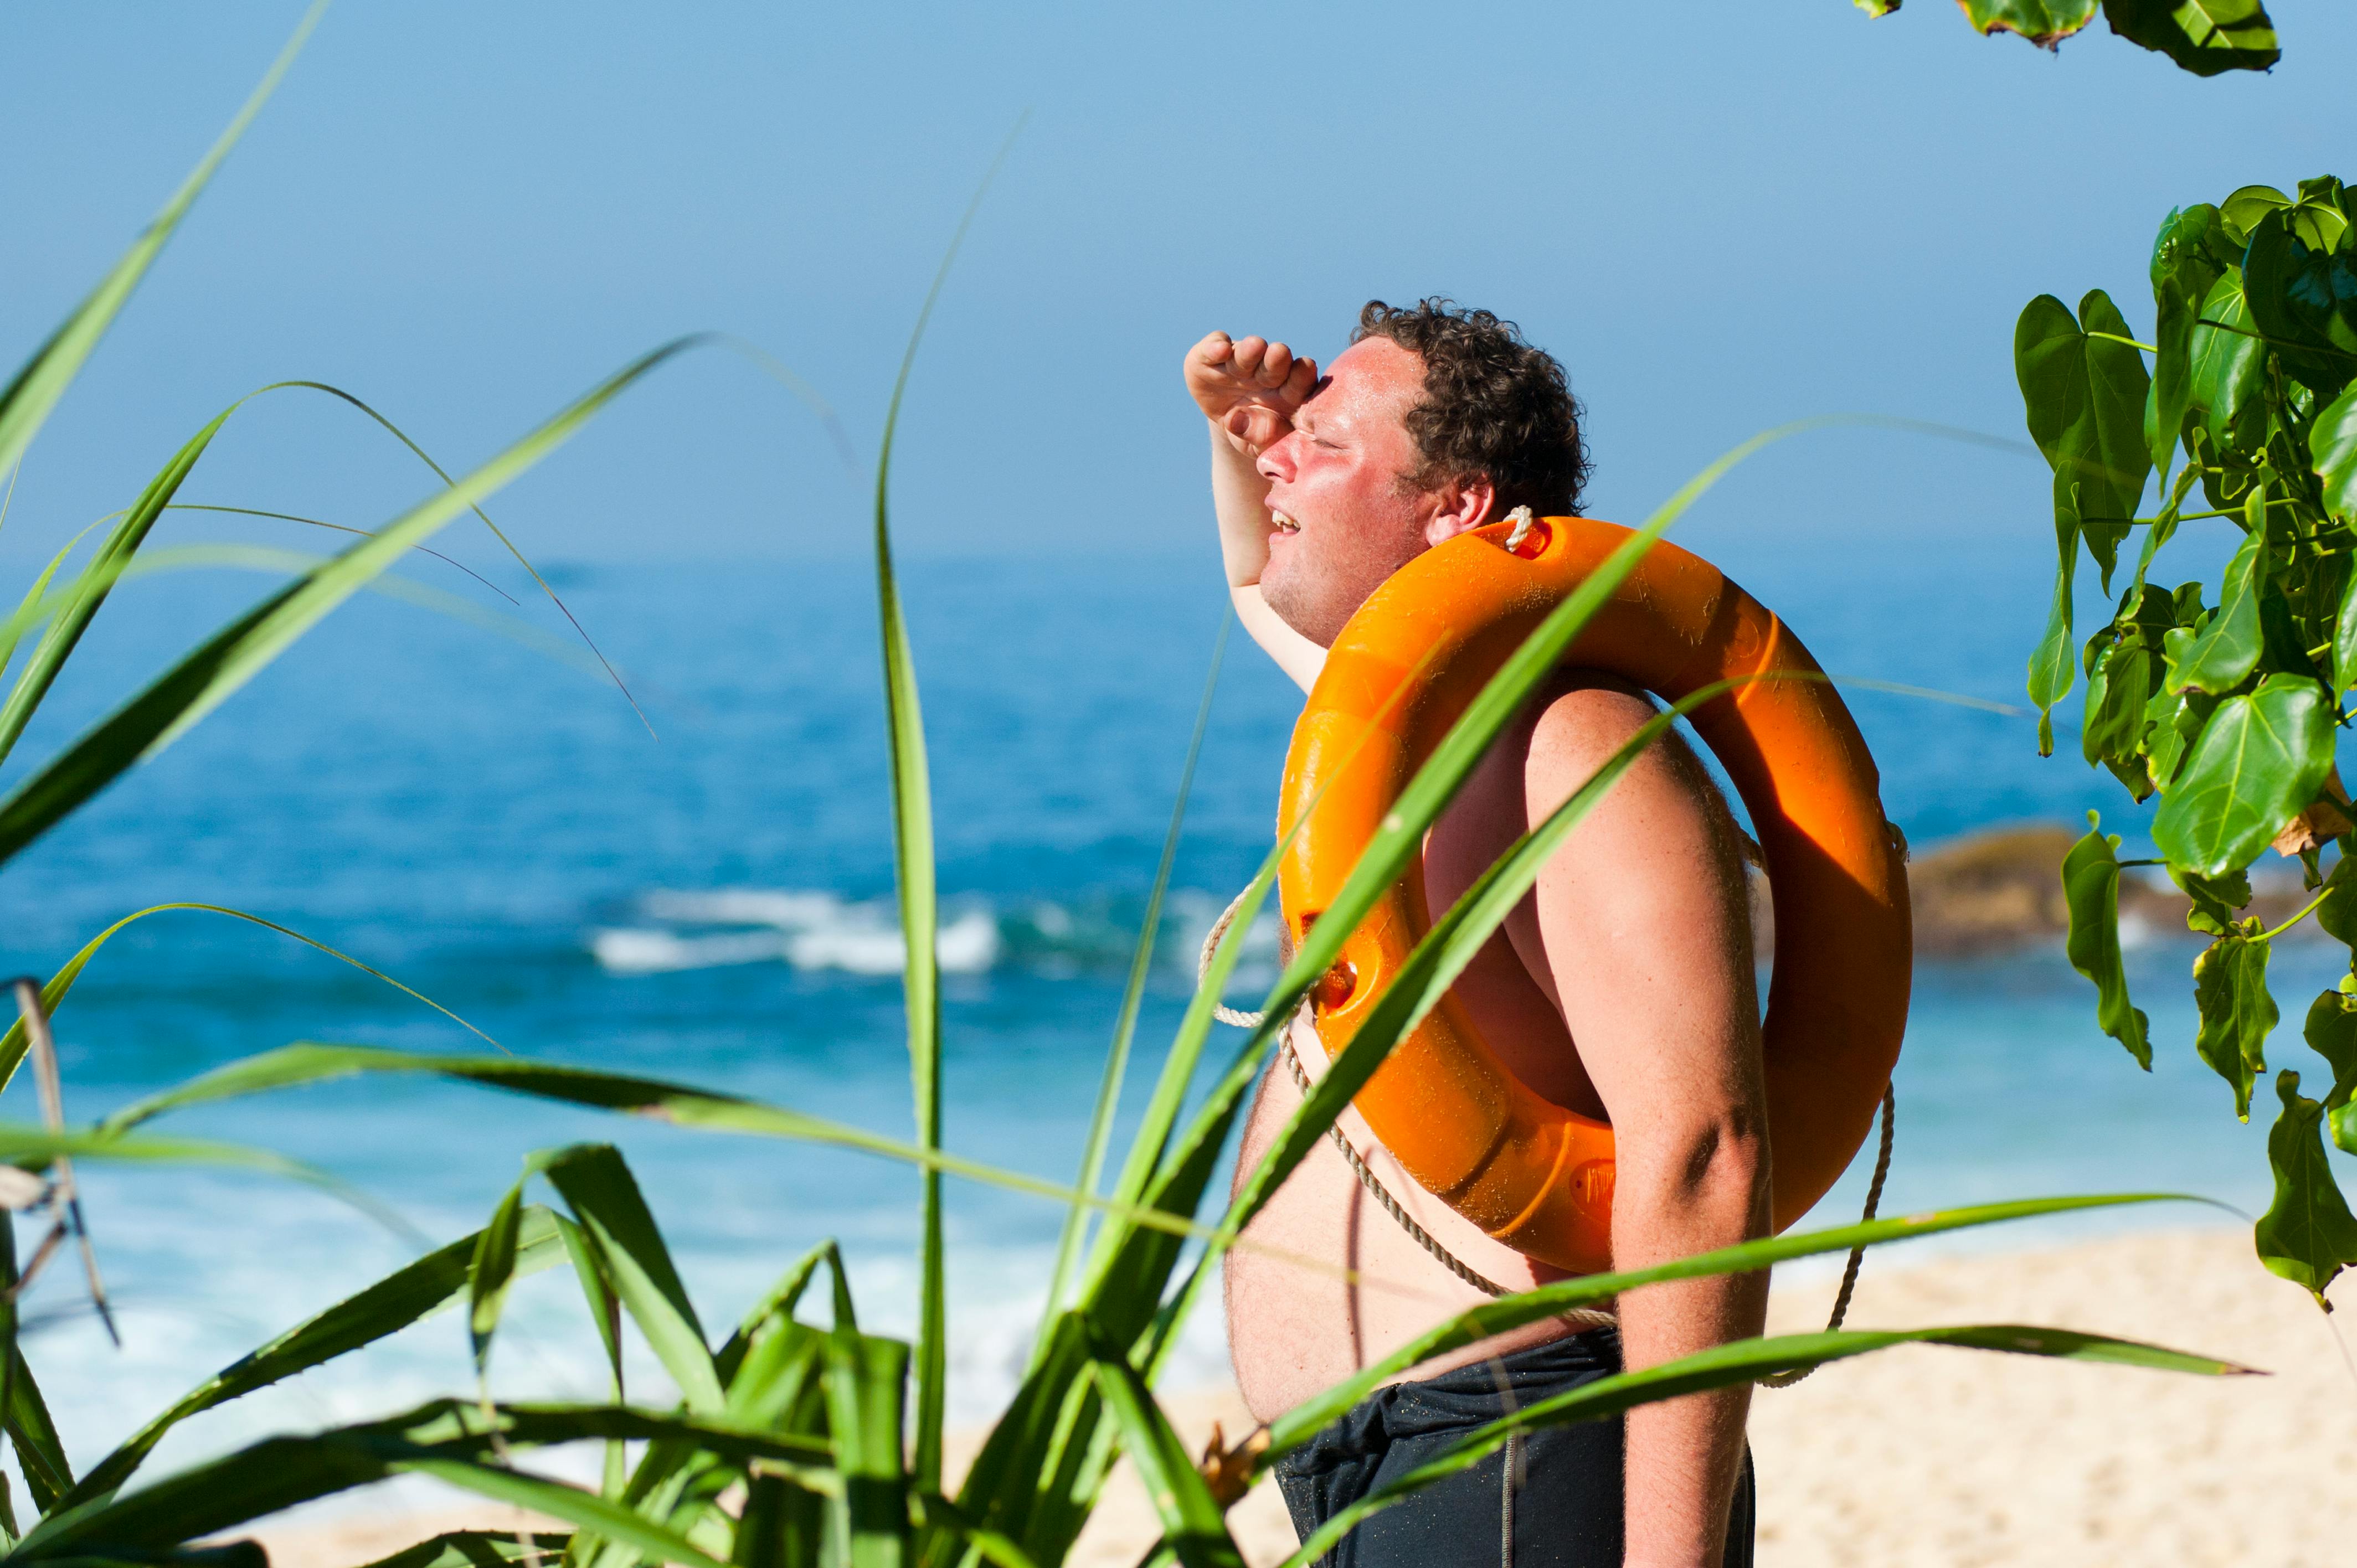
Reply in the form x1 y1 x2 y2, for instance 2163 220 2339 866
0 3 323 482
2061 814 2152 1068
2241 209 2357 400
2147 204 2229 477
1958 0 2098 45
2150 673 2336 874
2311 380 2357 525
2254 1070 2357 1302
2019 292 2152 744
2016 291 2152 588
1272 1319 2247 1568
2082 584 2179 791
2299 988 2357 1113
2163 530 2265 694
2188 272 2265 443
0 337 705 871
56 1208 567 1513
2193 926 2276 1119
2029 470 2082 755
2102 0 2280 74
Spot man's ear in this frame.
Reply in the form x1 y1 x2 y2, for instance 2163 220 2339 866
1423 474 1498 546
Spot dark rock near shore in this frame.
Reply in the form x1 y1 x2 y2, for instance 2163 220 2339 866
1746 821 2316 960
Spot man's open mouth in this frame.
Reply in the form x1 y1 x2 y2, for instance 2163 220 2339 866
1270 508 1301 535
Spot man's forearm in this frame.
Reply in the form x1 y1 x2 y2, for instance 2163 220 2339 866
1614 1128 1769 1567
1207 419 1274 587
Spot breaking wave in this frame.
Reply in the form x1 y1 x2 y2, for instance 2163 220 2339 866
589 885 1282 983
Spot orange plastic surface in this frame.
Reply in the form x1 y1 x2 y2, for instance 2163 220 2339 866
1275 517 1910 1275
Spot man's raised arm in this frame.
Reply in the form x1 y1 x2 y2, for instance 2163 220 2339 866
1181 330 1327 692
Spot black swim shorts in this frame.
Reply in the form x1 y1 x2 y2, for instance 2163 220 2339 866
1271 1328 1754 1568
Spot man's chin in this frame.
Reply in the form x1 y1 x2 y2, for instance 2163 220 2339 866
1259 572 1344 649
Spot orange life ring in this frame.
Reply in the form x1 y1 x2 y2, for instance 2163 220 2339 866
1276 515 1910 1276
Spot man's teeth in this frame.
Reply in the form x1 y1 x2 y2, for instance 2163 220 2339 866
1271 510 1300 533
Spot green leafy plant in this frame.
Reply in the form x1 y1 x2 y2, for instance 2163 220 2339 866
0 9 2266 1567
1849 0 2281 74
2022 174 2357 1301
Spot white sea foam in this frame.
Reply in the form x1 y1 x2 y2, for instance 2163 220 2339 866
592 889 1002 976
590 885 1280 983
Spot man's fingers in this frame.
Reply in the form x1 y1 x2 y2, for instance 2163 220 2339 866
1228 405 1286 451
1258 341 1294 387
1229 336 1268 381
1283 354 1318 404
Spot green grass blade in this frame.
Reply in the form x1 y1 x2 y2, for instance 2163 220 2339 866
1092 423 1826 1347
1275 1321 2253 1568
349 1530 575 1568
1037 613 1230 1353
0 403 240 770
1082 1330 1241 1568
1142 683 1758 1375
872 121 1021 1503
1262 1191 2217 1454
825 1333 911 1568
467 1178 530 1384
540 1144 722 1413
0 523 103 680
0 899 500 1095
0 1126 424 1244
163 504 518 602
92 1043 1235 1249
549 1213 627 1504
1215 679 1758 1271
0 336 707 871
265 380 649 732
58 1206 565 1513
0 369 588 771
115 542 614 683
718 1241 835 1386
21 1401 828 1561
907 1495 1043 1568
0 1215 72 1517
0 0 325 481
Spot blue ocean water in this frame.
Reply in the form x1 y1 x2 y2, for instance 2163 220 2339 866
0 543 2318 1488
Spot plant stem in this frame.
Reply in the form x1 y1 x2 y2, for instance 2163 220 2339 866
2259 883 2336 943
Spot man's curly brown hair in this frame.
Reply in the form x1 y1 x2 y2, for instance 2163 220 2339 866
1352 297 1588 517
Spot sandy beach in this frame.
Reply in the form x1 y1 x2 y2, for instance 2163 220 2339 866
251 1226 2355 1568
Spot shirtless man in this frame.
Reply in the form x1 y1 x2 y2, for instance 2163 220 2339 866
1188 300 1767 1568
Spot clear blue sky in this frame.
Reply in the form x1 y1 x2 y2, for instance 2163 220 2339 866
1 1 2351 574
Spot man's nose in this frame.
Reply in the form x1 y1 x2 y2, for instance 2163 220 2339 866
1256 431 1299 483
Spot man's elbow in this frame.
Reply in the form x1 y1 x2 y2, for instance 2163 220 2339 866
1620 1115 1771 1236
